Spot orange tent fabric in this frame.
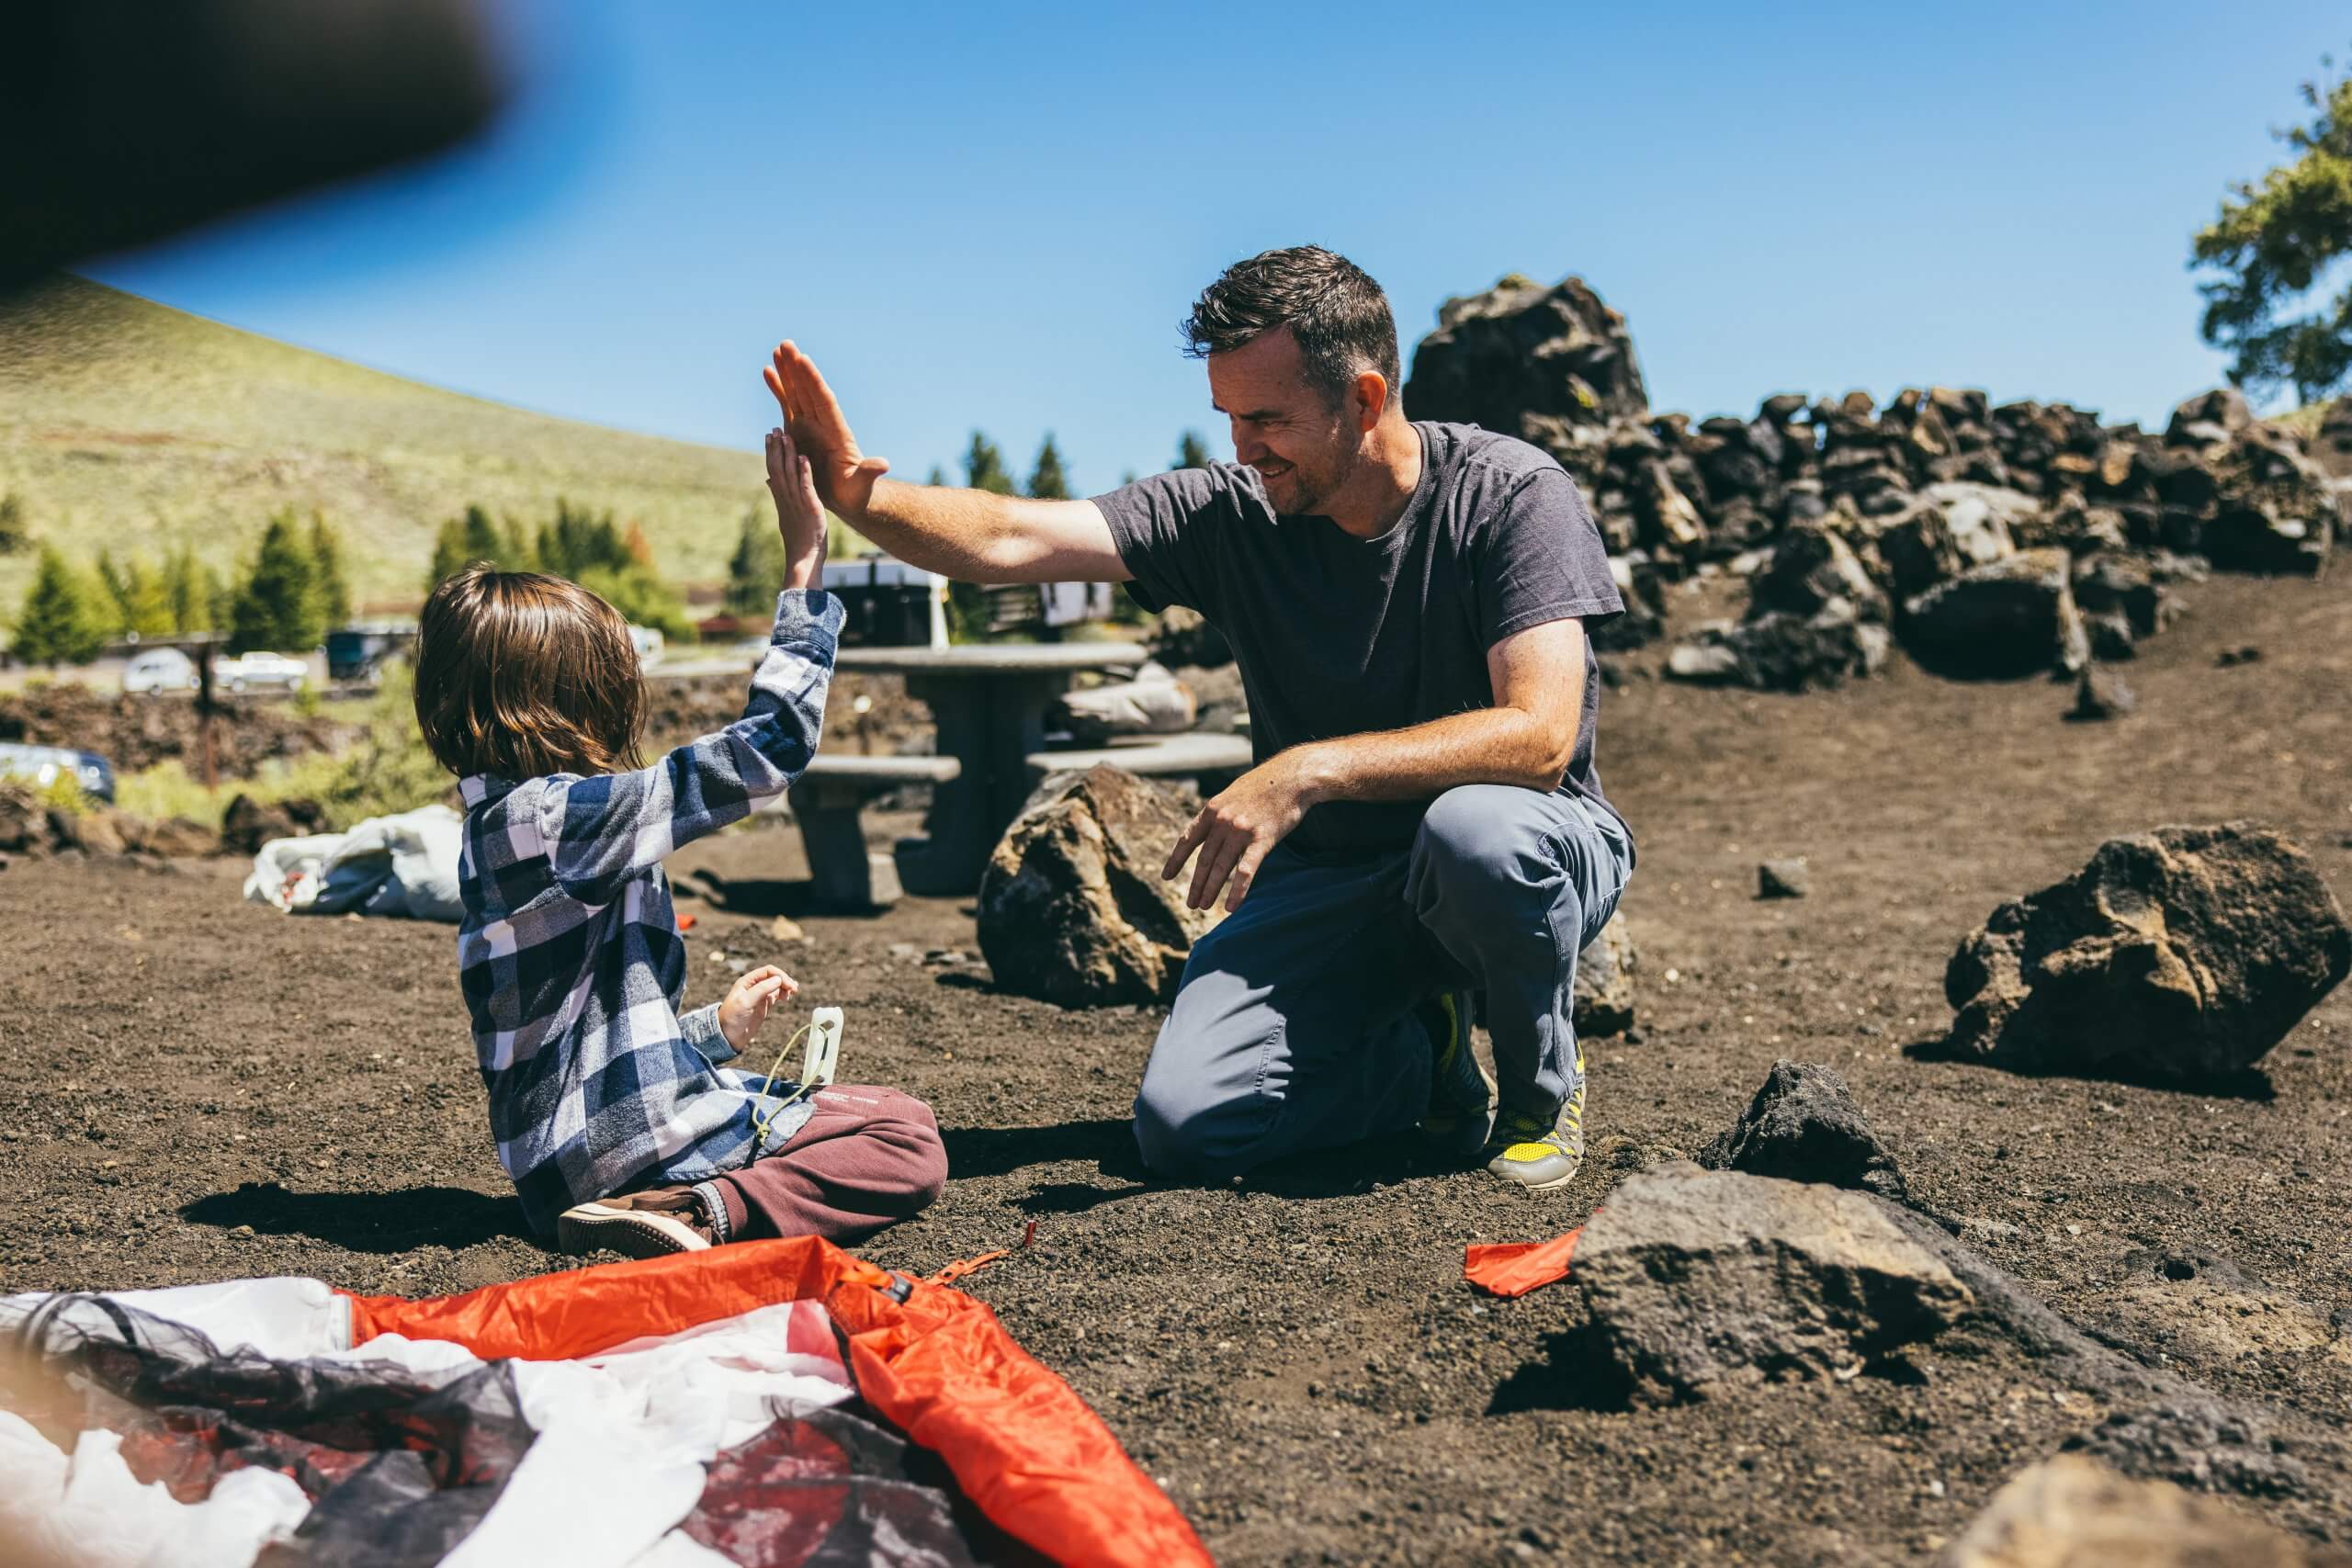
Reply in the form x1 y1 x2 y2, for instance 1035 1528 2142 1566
1463 1226 1585 1298
345 1237 1209 1568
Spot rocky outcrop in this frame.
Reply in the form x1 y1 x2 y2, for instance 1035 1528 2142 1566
0 783 215 860
1942 1455 2349 1568
1573 910 1636 1036
1696 1060 1907 1201
1943 823 2352 1082
975 765 1222 1007
1402 274 1650 473
1898 549 2090 680
1572 1162 1972 1404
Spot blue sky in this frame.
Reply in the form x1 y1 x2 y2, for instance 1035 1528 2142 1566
85 0 2352 496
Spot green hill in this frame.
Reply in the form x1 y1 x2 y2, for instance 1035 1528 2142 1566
0 275 775 615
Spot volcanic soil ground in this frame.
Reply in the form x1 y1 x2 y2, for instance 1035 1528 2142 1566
4 572 2350 1564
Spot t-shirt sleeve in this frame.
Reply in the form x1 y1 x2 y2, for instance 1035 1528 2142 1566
1474 465 1624 649
1089 467 1230 618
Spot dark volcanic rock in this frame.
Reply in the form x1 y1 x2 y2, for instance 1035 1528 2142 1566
1747 521 1887 625
1696 1059 1907 1201
1899 548 2090 680
976 765 1222 1008
219 794 329 856
1757 859 1810 899
1943 822 2352 1081
1666 609 1890 693
1402 274 1649 464
1573 910 1636 1036
1573 1163 1972 1404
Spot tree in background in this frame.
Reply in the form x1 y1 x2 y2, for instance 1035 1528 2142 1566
2194 53 2352 402
1027 434 1069 500
537 498 631 581
724 505 788 618
227 512 325 654
1173 431 1212 469
12 546 106 666
924 465 947 486
500 516 539 571
120 558 175 638
427 504 506 589
948 434 1019 640
0 493 28 554
92 549 132 637
963 433 1017 494
309 514 353 628
163 546 216 634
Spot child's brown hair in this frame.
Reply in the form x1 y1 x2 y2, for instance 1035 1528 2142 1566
413 565 648 780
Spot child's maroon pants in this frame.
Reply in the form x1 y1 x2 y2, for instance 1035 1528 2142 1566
699 1084 946 1245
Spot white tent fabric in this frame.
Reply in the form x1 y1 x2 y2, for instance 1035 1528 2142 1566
0 1277 854 1568
242 804 466 921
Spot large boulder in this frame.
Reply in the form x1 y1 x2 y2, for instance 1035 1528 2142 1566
1572 1162 1973 1404
1944 823 2352 1082
1898 548 2090 680
219 794 328 856
1942 1455 2347 1568
1696 1059 1907 1202
976 765 1222 1008
1666 608 1890 693
1867 481 2030 599
1573 910 1636 1036
1747 520 1888 625
1402 274 1650 464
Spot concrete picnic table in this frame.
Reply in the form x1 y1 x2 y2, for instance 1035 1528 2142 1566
834 640 1148 895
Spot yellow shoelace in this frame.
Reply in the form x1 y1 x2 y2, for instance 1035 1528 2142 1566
749 1021 815 1154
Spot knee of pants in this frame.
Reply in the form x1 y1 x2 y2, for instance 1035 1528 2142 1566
856 1091 950 1214
1412 785 1588 904
1133 1059 1269 1182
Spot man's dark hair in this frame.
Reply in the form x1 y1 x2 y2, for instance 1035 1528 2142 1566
1182 246 1402 407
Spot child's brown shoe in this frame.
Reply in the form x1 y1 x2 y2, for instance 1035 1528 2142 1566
556 1185 716 1258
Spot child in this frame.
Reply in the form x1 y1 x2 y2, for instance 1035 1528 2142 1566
412 425 946 1258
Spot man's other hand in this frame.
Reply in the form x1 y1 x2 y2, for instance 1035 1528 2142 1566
763 342 890 519
1162 753 1312 913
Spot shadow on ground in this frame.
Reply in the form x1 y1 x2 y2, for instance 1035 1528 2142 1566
181 1182 528 1253
1897 1038 2278 1101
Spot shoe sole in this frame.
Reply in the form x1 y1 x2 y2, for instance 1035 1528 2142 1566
1489 1161 1582 1191
556 1202 710 1258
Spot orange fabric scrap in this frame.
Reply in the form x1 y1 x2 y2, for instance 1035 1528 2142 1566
927 1249 1012 1287
1464 1226 1585 1298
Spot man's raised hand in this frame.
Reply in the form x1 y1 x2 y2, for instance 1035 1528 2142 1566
763 342 890 519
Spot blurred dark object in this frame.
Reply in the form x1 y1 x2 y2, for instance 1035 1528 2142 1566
3 0 503 293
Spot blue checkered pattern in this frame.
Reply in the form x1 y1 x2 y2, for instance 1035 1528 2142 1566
453 589 844 1235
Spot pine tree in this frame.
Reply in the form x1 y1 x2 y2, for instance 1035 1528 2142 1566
1173 431 1212 470
963 433 1017 495
537 499 628 581
0 493 27 554
462 504 503 565
925 465 947 487
12 546 104 666
92 549 133 637
164 547 210 634
228 513 325 655
122 558 175 638
501 516 539 572
427 517 471 591
725 506 788 617
2194 54 2352 400
309 514 353 628
1027 434 1070 500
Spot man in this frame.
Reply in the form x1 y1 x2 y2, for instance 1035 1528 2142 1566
763 245 1634 1189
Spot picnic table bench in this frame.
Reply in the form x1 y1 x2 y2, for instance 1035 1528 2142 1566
1023 731 1254 792
786 752 961 909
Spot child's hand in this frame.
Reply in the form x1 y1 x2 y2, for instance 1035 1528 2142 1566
719 964 798 1055
764 425 828 591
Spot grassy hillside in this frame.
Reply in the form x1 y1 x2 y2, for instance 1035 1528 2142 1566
0 275 777 614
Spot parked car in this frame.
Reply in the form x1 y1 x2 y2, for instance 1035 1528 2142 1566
0 742 116 803
121 646 198 696
212 650 310 694
326 622 416 684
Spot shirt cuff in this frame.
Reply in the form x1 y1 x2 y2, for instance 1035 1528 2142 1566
681 1001 734 1061
774 587 847 649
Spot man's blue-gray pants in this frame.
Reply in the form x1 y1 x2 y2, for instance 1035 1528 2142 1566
1134 784 1634 1179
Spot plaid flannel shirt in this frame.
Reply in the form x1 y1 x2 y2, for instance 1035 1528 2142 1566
454 589 844 1235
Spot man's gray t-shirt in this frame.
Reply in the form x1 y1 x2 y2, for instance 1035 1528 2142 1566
1091 421 1632 858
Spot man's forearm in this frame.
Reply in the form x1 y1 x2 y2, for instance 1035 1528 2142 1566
1288 706 1576 807
838 479 1021 582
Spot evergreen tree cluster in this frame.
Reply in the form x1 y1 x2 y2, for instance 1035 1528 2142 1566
7 509 352 666
425 498 691 639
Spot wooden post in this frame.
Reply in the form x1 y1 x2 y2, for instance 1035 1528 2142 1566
195 637 219 791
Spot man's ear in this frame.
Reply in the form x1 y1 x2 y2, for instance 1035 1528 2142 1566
1351 369 1391 431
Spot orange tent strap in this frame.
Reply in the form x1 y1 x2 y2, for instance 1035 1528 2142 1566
1464 1226 1585 1299
926 1248 1011 1287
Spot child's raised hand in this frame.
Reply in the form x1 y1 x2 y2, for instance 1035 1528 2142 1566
764 426 828 590
719 964 797 1055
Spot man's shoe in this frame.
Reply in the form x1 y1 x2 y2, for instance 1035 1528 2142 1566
1417 989 1493 1156
557 1185 715 1258
1485 1083 1586 1190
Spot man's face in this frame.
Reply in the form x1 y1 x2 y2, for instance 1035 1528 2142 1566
1206 327 1360 516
